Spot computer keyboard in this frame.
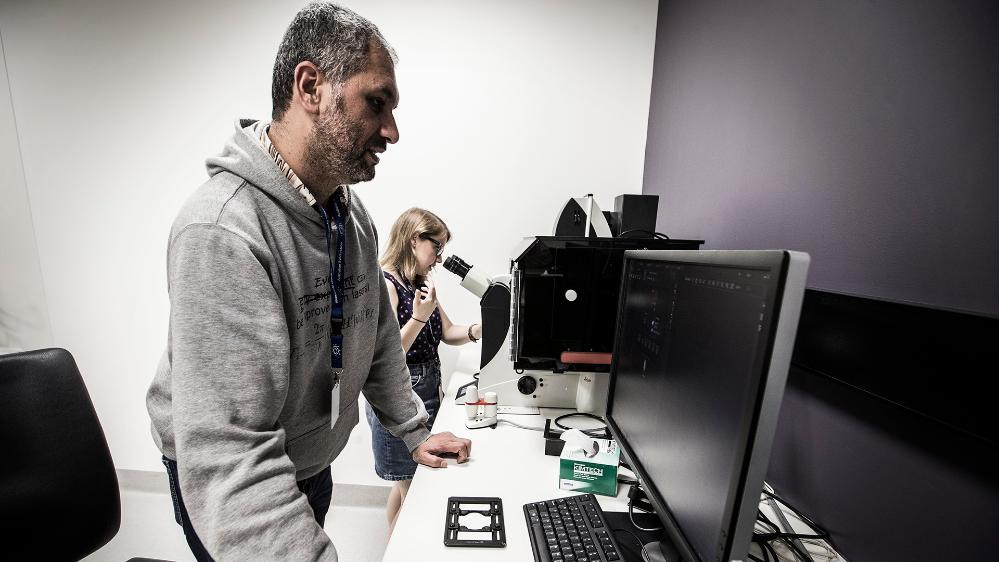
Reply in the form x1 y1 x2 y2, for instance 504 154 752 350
524 494 624 562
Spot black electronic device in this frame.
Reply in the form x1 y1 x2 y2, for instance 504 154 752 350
543 418 566 456
445 194 704 410
553 195 614 237
604 250 809 561
524 494 625 562
612 194 659 237
510 236 702 374
446 235 703 410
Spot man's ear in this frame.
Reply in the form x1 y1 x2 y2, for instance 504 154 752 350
292 61 324 116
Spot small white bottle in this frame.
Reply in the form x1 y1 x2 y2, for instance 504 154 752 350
483 391 498 420
465 387 480 420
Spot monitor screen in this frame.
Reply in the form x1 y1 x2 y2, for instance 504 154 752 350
606 250 808 561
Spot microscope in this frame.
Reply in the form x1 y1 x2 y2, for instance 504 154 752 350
443 194 703 415
443 252 583 412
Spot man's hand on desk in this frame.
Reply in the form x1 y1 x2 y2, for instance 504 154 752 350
413 431 472 468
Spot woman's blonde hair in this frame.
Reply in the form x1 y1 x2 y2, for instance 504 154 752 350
380 207 451 287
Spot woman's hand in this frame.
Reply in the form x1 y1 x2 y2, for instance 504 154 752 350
413 278 438 322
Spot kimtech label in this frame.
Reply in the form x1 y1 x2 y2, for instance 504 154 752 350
574 463 603 478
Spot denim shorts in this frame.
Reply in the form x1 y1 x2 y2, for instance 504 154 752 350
366 360 441 481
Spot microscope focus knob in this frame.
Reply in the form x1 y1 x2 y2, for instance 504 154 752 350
517 375 538 395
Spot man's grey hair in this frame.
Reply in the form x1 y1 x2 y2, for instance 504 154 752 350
271 2 397 121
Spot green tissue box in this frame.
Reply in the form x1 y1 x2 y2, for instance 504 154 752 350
558 436 619 497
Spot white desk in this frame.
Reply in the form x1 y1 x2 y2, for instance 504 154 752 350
382 372 844 562
382 372 631 561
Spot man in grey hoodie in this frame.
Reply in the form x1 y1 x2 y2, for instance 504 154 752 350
145 3 471 560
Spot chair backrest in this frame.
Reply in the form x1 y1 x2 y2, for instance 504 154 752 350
0 347 120 560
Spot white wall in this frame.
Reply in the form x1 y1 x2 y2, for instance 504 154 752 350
0 33 53 353
0 0 659 474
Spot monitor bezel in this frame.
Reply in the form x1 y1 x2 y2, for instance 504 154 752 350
605 249 808 561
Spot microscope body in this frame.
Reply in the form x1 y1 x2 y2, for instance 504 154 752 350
467 273 592 411
443 208 703 413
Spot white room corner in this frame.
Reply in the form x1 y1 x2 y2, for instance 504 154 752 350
0 27 54 355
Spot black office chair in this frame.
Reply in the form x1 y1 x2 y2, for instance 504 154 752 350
0 348 166 561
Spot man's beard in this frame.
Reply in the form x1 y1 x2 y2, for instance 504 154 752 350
303 105 377 192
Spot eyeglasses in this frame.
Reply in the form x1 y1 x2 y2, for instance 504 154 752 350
418 233 446 256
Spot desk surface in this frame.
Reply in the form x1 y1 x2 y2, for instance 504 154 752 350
381 373 844 562
382 372 631 561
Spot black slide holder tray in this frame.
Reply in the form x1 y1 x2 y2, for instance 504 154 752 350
443 496 507 547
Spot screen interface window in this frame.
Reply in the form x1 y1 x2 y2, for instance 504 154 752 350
612 258 778 560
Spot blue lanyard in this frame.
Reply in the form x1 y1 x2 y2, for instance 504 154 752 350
315 191 348 382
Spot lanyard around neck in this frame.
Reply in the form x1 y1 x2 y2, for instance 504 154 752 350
315 191 348 377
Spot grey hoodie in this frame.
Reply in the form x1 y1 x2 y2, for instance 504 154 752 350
146 119 429 560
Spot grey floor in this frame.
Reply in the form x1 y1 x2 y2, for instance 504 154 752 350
84 470 392 562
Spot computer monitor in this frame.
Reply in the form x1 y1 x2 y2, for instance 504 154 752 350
606 250 809 561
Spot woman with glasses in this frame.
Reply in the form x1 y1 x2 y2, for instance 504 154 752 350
368 207 483 533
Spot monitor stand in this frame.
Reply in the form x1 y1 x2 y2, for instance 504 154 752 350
641 541 679 562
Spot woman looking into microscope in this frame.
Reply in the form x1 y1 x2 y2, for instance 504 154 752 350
367 207 482 533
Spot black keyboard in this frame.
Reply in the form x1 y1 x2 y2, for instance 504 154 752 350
524 494 624 562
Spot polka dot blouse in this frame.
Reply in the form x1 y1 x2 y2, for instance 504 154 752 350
384 270 442 364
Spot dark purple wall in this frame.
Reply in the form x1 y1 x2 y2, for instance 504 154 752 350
641 2 999 559
769 366 999 561
643 0 999 317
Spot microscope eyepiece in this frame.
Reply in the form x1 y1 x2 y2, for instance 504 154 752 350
442 254 490 298
443 255 472 279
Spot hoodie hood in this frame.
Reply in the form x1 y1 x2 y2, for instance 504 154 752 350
206 119 323 227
